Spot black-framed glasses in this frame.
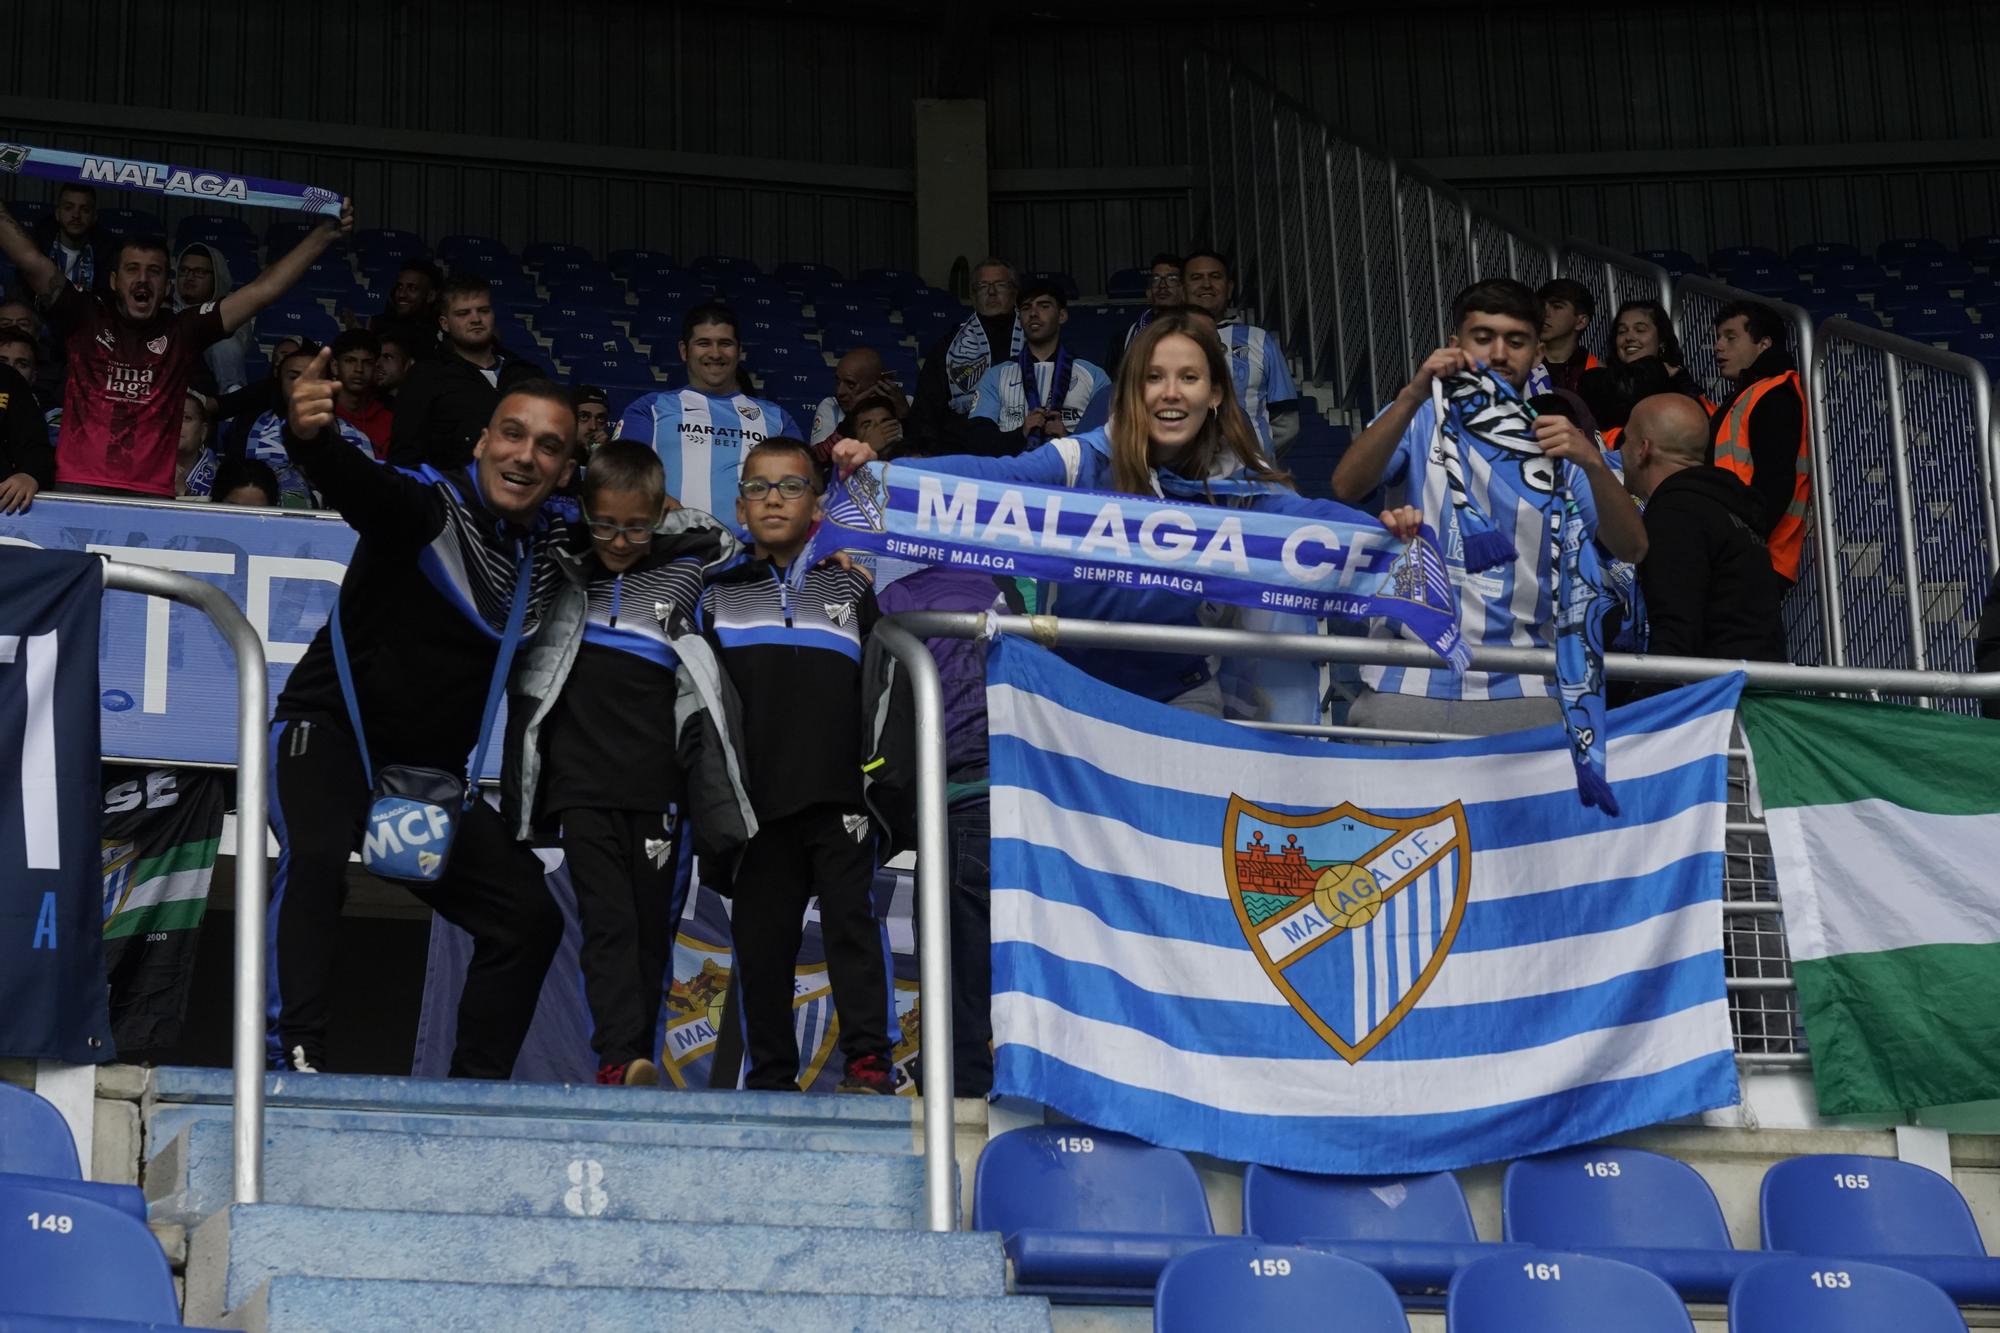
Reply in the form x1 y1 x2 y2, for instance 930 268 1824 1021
739 475 814 500
587 519 657 543
972 280 1015 295
1148 274 1185 288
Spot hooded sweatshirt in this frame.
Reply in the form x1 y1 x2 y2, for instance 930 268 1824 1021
173 243 255 394
1638 464 1789 662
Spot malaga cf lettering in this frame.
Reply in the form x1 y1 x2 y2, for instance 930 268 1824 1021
79 158 250 201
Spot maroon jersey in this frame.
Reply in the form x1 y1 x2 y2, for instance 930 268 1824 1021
49 286 226 496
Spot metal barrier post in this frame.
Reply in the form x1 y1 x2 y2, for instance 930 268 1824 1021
101 559 268 1205
870 619 956 1232
1883 354 1929 671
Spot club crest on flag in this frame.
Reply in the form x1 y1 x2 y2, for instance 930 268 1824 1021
1223 796 1471 1063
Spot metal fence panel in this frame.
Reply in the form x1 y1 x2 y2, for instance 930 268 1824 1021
1291 115 1338 384
1325 139 1371 402
1397 174 1443 355
1271 107 1308 369
1357 148 1406 408
1432 190 1472 337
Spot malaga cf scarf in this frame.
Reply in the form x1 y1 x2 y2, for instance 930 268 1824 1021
1017 342 1076 446
1429 368 1625 812
944 312 1024 414
0 142 342 215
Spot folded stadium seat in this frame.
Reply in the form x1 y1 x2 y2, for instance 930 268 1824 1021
1637 249 1703 278
1728 1256 1964 1333
1447 1250 1694 1333
753 341 824 369
1815 259 1888 292
775 260 841 287
972 1125 1216 1304
1886 302 1974 342
1963 236 2000 273
1900 254 1975 287
858 266 926 295
522 240 592 269
176 213 256 249
1106 268 1149 300
1804 300 1879 328
259 306 339 345
1028 270 1082 302
0 1179 179 1324
548 327 629 359
567 353 651 383
544 279 627 310
649 341 687 374
693 256 760 285
1710 245 1784 273
1240 1163 1490 1300
537 259 616 290
264 217 320 257
624 309 682 347
481 272 535 303
1958 278 2000 308
1877 236 1951 268
1154 1243 1409 1333
438 232 510 260
1874 280 1951 309
1788 241 1861 272
1761 1153 2000 1304
738 290 807 319
355 226 428 259
6 198 49 227
94 207 163 238
630 278 709 310
1721 262 1800 297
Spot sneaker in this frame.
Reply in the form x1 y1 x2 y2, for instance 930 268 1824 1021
837 1054 898 1095
284 1044 322 1073
597 1059 662 1087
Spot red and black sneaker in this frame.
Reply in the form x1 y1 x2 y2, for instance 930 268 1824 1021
596 1058 661 1087
837 1054 899 1095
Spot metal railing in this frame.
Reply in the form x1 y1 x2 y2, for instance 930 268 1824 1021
879 610 2000 1227
1469 204 1559 292
1811 318 2000 696
104 560 270 1205
1559 240 1675 363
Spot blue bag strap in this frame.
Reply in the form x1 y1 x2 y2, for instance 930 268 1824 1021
464 541 534 808
327 598 374 787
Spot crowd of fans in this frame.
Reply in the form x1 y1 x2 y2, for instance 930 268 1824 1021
5 180 1988 1094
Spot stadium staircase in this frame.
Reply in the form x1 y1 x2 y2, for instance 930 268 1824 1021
141 1066 1053 1331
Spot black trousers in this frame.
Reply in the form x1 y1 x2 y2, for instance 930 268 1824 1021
556 806 689 1067
267 716 562 1078
727 804 892 1090
943 797 995 1098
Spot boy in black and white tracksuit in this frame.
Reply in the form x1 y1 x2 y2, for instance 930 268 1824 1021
504 439 755 1086
702 437 897 1093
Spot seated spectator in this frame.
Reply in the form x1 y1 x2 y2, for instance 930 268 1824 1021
809 348 908 451
841 395 905 456
1106 252 1184 371
0 356 53 514
913 257 1021 427
616 302 800 517
1331 279 1647 736
1182 247 1300 455
374 326 416 399
1709 299 1808 585
214 335 304 452
1532 278 1600 395
1579 300 1705 436
969 278 1111 447
377 259 442 339
175 242 255 394
1623 392 1787 663
0 299 58 403
211 457 282 507
176 389 219 498
0 330 56 448
0 196 356 499
245 343 376 507
26 183 116 294
329 329 393 459
572 385 611 456
389 273 542 470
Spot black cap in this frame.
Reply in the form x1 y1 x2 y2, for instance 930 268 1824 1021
573 385 609 409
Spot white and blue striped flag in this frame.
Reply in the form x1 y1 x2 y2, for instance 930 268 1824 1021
987 637 1744 1173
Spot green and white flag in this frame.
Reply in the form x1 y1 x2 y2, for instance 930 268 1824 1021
1741 694 2000 1116
100 767 228 1053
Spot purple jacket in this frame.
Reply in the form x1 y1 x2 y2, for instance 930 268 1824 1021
877 566 1006 788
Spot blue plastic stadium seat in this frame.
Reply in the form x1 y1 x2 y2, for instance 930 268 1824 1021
1887 303 1973 341
1815 259 1888 292
355 226 428 258
1027 269 1083 301
1724 262 1800 297
568 353 650 382
1106 267 1149 300
1877 236 1950 267
609 248 675 277
629 277 709 308
1246 1165 1477 1245
1447 1250 1694 1332
545 279 627 309
438 232 510 259
775 261 841 287
1155 1243 1409 1333
1505 1147 1732 1250
1637 249 1702 277
1 1084 83 1178
1949 329 2000 374
1789 241 1861 271
858 266 925 293
522 240 592 269
1728 1256 1964 1333
95 207 163 238
1711 245 1784 273
0 1179 179 1323
260 307 339 344
693 255 760 281
1761 1153 2000 1305
176 213 256 248
1902 255 1975 287
264 218 320 256
974 1125 1216 1303
7 198 50 226
1961 234 2000 264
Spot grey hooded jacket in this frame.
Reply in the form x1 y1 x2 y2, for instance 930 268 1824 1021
173 242 255 393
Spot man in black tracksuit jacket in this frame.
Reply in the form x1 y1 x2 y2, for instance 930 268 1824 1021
1624 392 1787 662
388 274 542 472
266 348 578 1076
701 438 896 1094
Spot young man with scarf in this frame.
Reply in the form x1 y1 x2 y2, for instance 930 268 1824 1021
968 279 1111 448
912 258 1021 428
1182 247 1300 456
1105 253 1185 374
1332 279 1648 740
1707 300 1809 586
25 184 116 295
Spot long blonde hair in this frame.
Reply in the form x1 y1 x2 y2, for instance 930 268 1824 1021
1106 312 1291 496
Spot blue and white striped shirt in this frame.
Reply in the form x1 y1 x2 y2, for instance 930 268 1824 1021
1219 319 1297 452
616 388 800 521
969 354 1113 435
1359 398 1599 702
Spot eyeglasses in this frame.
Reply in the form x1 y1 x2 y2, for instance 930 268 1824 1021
1148 274 1184 288
973 280 1015 295
587 519 656 543
738 476 815 500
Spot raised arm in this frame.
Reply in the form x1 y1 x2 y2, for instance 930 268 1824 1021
1332 347 1475 503
219 199 355 335
0 202 61 305
830 434 1077 487
286 347 440 539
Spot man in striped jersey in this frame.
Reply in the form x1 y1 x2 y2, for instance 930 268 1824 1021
1182 248 1301 456
968 279 1111 447
615 301 800 520
1332 279 1647 736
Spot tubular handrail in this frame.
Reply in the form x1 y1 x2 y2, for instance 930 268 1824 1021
101 559 269 1206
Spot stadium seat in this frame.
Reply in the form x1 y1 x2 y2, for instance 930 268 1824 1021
95 207 163 238
354 226 428 260
1723 262 1799 297
1728 1256 1964 1333
693 255 760 282
973 1125 1216 1303
176 213 256 249
1637 248 1702 277
1761 1153 2000 1305
545 279 627 309
1788 241 1861 271
0 1179 179 1324
1106 267 1149 300
260 306 339 344
1710 245 1783 273
0 1083 82 1177
566 353 650 382
1902 255 1975 287
1877 236 1950 267
1815 259 1888 292
6 198 49 227
438 232 510 260
1154 1243 1409 1333
1446 1250 1694 1333
775 261 841 288
1948 329 2000 375
1504 1147 1732 1251
522 240 592 269
264 217 320 256
1886 303 1973 341
1028 269 1083 301
1244 1165 1477 1246
609 248 675 277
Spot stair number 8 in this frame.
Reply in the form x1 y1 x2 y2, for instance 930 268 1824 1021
1523 1262 1562 1281
1583 1161 1621 1178
1055 1136 1094 1153
27 1212 73 1234
1248 1258 1293 1277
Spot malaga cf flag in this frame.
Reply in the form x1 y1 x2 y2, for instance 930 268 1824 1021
0 548 114 1063
986 637 1743 1173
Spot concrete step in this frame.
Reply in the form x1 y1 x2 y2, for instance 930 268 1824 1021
149 1119 931 1231
186 1204 1009 1323
220 1276 1053 1333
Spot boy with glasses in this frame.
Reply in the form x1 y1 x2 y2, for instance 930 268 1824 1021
700 438 897 1093
506 438 743 1085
